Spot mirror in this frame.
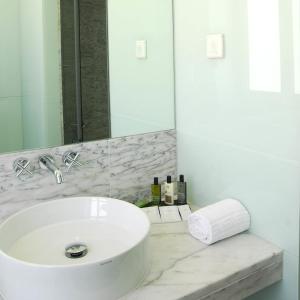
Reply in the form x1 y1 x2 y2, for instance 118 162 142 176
0 0 175 154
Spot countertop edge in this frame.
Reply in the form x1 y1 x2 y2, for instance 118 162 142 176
121 232 283 300
179 236 283 300
193 259 283 300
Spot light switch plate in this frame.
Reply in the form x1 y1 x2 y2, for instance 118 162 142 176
206 34 224 59
136 40 147 59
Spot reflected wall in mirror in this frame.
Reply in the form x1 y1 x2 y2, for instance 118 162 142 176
0 0 175 154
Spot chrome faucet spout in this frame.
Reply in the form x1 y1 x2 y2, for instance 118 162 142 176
39 155 64 184
54 169 64 184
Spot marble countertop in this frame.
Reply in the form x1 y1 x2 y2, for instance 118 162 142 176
120 222 283 300
0 222 282 300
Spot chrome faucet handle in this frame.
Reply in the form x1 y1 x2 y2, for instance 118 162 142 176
13 158 33 179
63 151 82 172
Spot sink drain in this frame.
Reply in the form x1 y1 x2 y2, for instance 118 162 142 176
65 244 88 259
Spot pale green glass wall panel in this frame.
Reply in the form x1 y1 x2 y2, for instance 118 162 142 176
110 114 164 138
0 0 62 152
0 0 23 151
42 0 63 147
175 0 299 299
108 0 175 138
19 0 47 149
0 0 21 98
0 98 23 152
293 0 300 94
19 0 62 149
248 0 281 92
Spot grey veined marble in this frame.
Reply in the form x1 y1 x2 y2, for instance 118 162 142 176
0 130 176 222
121 222 283 300
0 215 282 300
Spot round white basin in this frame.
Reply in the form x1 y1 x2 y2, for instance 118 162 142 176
0 197 150 300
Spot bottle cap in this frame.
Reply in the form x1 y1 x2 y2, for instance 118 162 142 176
180 175 184 182
167 176 172 183
154 177 159 185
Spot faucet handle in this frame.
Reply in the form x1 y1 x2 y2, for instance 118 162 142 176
13 158 33 179
63 151 82 172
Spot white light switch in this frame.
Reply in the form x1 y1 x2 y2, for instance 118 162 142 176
136 40 147 59
206 34 224 59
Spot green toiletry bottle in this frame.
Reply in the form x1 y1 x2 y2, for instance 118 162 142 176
151 177 161 206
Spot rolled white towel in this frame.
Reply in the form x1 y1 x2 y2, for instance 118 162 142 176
188 199 250 245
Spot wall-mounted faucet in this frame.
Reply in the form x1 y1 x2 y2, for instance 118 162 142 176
39 155 64 184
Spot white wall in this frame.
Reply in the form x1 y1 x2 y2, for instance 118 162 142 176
175 0 299 299
108 0 175 137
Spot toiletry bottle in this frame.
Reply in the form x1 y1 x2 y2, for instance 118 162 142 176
151 177 161 206
177 175 187 205
160 180 166 206
164 176 175 205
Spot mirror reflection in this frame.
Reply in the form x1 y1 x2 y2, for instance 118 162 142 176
0 0 175 154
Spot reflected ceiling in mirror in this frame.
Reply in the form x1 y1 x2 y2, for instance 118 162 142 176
0 0 175 154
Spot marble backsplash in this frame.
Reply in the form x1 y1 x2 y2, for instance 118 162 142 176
0 130 176 222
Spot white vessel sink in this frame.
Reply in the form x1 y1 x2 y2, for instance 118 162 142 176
0 197 150 300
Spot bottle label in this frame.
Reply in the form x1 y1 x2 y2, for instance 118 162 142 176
164 183 175 205
165 195 174 205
